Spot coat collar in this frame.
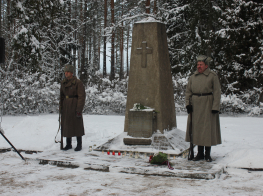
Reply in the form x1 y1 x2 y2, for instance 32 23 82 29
63 76 77 85
194 68 211 76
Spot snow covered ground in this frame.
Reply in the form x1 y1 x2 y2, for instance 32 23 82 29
0 114 263 196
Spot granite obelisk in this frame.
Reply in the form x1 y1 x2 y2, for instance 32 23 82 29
124 20 177 134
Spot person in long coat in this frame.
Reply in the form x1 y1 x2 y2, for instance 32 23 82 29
59 64 86 151
185 55 221 162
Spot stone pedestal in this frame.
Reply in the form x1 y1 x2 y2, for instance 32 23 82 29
124 21 177 134
127 110 156 138
123 110 156 145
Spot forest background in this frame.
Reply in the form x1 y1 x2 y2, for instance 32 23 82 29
0 0 262 116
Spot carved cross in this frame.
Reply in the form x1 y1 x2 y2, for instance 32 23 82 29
136 41 152 68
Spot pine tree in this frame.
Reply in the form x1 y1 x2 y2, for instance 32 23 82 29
10 0 76 80
213 0 263 94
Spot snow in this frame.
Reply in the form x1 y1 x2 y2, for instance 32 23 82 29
136 17 163 24
1 114 263 195
18 26 28 35
16 2 24 12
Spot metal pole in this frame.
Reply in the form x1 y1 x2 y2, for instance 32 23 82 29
188 98 194 160
0 131 25 161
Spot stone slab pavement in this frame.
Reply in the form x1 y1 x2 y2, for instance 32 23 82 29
1 148 224 180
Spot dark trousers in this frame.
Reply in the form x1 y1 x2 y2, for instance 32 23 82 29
198 146 211 155
66 137 82 146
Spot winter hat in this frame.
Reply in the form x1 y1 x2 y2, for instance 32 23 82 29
64 64 74 73
197 55 213 66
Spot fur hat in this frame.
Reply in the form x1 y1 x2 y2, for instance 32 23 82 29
64 64 74 73
197 55 213 66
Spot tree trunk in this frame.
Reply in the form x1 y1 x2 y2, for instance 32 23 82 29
80 0 84 81
93 2 98 71
126 24 129 76
7 0 10 31
153 0 157 15
98 8 101 71
146 0 150 14
110 0 115 81
119 0 124 80
80 0 88 85
103 0 107 78
73 0 78 71
68 0 72 64
206 0 213 57
0 0 2 37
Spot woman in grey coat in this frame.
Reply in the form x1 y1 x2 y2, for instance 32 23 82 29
185 55 222 162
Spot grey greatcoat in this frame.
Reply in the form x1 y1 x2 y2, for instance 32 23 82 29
185 68 222 146
60 76 85 138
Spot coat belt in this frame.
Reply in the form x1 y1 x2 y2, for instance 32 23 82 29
192 92 213 96
66 95 78 99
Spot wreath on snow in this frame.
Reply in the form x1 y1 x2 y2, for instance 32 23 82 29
149 152 174 170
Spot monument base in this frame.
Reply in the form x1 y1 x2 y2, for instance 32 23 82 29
9 147 224 180
94 128 189 157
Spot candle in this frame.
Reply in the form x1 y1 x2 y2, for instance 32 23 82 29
118 151 121 156
107 151 110 155
135 151 138 159
112 151 115 155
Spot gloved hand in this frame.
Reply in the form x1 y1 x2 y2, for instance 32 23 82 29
186 105 193 114
76 112 82 118
212 110 219 114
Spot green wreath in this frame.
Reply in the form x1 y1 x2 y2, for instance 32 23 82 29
150 152 168 164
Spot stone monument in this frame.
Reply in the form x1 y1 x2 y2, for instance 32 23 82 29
95 19 188 155
124 19 177 143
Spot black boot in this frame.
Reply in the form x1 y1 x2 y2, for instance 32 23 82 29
74 136 82 151
193 146 204 161
62 137 72 150
205 146 212 162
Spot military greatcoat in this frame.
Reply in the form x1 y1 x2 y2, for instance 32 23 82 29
60 76 85 138
185 68 222 146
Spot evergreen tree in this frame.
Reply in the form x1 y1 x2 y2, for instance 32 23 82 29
213 0 263 94
163 0 223 75
10 0 76 80
163 0 263 95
